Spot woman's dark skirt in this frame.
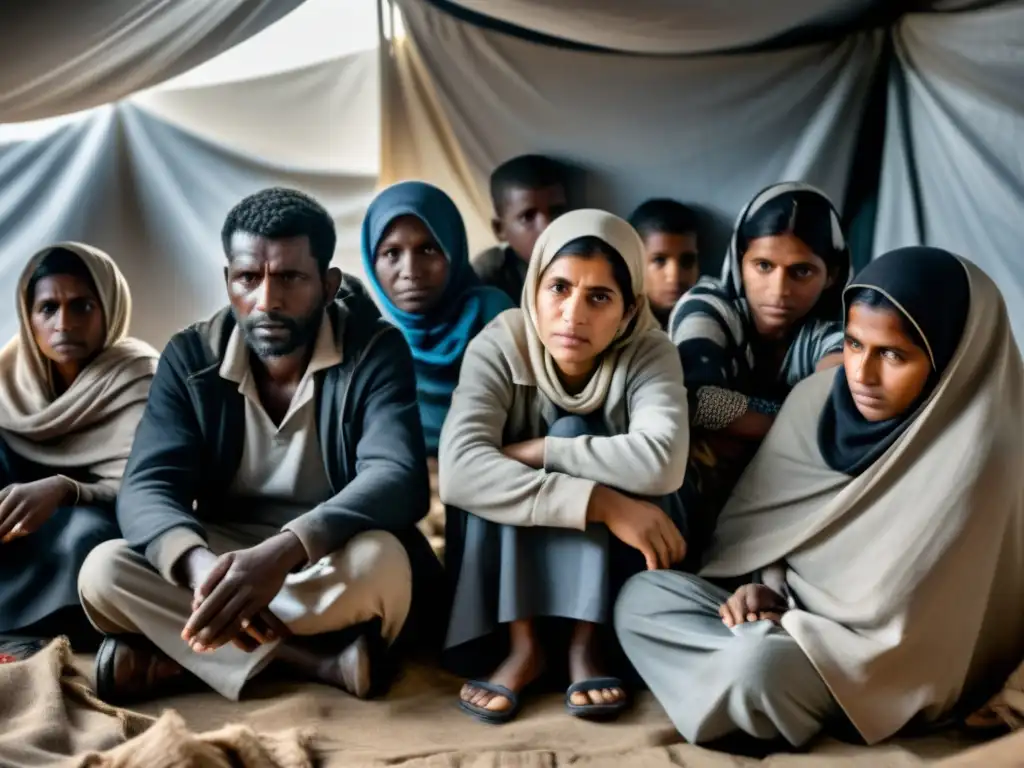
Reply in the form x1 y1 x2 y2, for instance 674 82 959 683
0 437 118 642
442 414 690 679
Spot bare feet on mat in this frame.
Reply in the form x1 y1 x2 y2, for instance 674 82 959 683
567 622 625 707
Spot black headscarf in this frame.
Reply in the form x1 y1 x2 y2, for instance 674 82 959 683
818 247 971 476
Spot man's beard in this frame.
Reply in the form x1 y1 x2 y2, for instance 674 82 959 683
236 307 322 358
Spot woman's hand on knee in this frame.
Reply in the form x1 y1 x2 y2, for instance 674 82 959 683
0 477 75 542
719 584 787 628
588 486 687 570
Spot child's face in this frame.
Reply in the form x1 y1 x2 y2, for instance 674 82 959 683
493 184 569 263
642 231 699 316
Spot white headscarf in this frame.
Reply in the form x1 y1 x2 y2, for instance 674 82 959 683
520 209 657 414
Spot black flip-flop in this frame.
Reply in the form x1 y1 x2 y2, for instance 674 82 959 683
565 676 629 719
458 680 523 724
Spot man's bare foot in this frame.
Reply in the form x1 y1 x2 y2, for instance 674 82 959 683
567 621 625 707
320 634 374 698
276 634 376 699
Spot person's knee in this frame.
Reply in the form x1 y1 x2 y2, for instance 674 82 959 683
547 415 594 439
77 538 133 607
727 632 807 698
53 507 117 560
718 632 829 745
329 531 413 637
333 530 412 586
614 570 709 632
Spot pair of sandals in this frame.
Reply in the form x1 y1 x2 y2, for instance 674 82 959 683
459 676 628 725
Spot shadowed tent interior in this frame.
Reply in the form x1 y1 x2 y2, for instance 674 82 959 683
0 0 1021 765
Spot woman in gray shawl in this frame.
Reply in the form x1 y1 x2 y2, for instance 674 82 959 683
616 247 1024 749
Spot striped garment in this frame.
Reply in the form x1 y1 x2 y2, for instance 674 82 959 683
668 182 850 561
669 276 844 428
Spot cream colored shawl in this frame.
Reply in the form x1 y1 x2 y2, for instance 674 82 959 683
0 243 158 503
701 259 1024 744
520 209 657 413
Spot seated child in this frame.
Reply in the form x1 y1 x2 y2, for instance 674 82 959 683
472 154 571 305
628 198 700 328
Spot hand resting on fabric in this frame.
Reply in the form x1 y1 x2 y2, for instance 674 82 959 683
0 476 77 543
179 532 305 653
719 583 788 627
587 485 686 571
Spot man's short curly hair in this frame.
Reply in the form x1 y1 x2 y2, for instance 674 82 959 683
221 187 336 273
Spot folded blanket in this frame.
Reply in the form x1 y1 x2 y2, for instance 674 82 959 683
0 637 312 768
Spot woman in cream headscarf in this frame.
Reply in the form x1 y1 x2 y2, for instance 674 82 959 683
0 243 157 657
439 210 690 723
616 247 1024 748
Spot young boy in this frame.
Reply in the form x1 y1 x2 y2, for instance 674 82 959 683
473 154 571 305
629 198 701 328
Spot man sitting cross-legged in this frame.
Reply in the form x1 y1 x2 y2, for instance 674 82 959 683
78 187 441 703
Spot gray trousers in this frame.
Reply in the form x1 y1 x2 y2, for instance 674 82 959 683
614 570 839 747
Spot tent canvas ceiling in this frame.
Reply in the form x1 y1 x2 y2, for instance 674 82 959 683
0 0 1021 349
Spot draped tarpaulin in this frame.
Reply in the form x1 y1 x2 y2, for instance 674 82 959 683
433 0 1008 52
383 0 1024 344
383 0 882 267
874 1 1024 340
433 0 888 53
0 0 309 124
0 49 378 347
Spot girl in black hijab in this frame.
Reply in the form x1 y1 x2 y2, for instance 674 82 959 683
818 246 971 475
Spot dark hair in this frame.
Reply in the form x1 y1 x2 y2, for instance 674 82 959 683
628 198 699 240
26 247 97 306
739 190 843 273
549 236 635 311
847 287 927 352
490 154 569 215
221 187 336 274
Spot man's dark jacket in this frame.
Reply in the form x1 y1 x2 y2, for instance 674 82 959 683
117 278 443 640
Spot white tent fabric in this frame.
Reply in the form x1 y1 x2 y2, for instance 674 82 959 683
383 0 882 262
874 2 1024 341
437 0 886 54
2 0 1022 351
0 48 378 347
0 0 307 123
132 51 379 176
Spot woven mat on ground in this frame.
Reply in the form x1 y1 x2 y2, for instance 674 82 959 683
109 657 1015 767
0 638 312 768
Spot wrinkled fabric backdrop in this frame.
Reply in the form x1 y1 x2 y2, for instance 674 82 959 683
0 0 1022 348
